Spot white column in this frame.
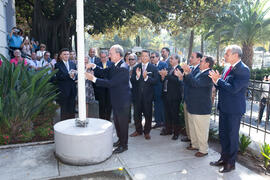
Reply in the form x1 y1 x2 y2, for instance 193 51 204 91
76 0 86 121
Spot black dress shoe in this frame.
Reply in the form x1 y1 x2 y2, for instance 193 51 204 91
152 124 163 129
210 159 225 167
181 136 191 142
160 128 172 136
219 163 235 173
171 134 179 140
113 140 120 147
113 146 128 154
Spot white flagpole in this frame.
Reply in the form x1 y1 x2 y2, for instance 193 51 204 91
76 0 86 122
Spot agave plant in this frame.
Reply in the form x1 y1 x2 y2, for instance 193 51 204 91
261 143 270 170
0 54 58 142
239 134 251 154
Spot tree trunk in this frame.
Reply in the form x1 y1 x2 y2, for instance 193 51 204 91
201 34 204 55
242 43 253 68
187 30 194 64
31 0 75 54
216 35 220 65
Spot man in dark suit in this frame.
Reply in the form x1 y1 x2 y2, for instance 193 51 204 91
181 52 202 142
150 51 168 128
86 44 131 154
88 47 101 64
55 48 77 121
209 45 250 173
176 56 214 157
95 50 113 121
130 50 158 140
160 54 183 140
161 47 171 67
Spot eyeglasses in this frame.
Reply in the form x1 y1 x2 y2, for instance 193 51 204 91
150 56 155 59
129 58 135 61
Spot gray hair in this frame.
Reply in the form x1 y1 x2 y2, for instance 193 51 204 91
171 53 181 63
129 53 137 61
99 50 108 56
111 44 124 57
225 45 242 58
151 51 160 58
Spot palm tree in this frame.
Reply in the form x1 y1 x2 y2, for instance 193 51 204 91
229 0 270 68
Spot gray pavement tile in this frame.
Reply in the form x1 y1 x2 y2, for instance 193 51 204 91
58 154 123 177
0 144 58 180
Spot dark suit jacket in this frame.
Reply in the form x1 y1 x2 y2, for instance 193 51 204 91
162 65 183 101
183 64 200 102
55 60 77 99
94 59 131 109
94 61 113 100
154 61 168 97
184 69 213 115
89 56 101 65
216 61 250 114
130 62 158 103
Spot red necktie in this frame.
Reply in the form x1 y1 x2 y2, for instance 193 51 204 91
223 66 232 80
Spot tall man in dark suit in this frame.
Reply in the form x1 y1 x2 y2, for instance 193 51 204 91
176 56 214 157
160 54 183 140
95 50 113 121
181 52 202 142
86 44 131 154
150 51 168 128
130 50 158 140
161 47 170 67
88 47 101 64
55 48 77 121
209 45 250 173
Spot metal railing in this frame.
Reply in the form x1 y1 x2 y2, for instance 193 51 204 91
212 79 270 142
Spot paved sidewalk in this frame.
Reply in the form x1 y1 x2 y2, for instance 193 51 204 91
0 125 267 180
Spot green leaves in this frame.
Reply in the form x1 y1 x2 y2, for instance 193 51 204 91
261 142 270 169
0 54 57 142
239 134 252 154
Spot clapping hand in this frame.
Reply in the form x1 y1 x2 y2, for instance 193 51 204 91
86 63 95 69
181 63 191 74
143 70 148 79
159 69 168 80
136 67 141 78
208 70 221 84
174 68 184 80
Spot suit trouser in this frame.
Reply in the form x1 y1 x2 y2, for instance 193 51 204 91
219 111 242 165
163 94 181 135
134 98 153 134
60 96 75 121
154 94 165 125
188 112 210 153
113 105 129 147
98 92 112 121
183 102 190 138
258 97 269 123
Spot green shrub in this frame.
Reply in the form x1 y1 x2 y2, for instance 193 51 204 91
179 103 185 127
209 128 218 140
261 143 270 169
0 54 58 143
34 122 53 138
239 134 251 154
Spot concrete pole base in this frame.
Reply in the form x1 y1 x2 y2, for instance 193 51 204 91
54 118 113 166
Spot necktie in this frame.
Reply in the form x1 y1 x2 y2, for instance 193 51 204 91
65 61 69 71
194 71 201 78
103 63 107 69
223 66 233 80
142 64 146 72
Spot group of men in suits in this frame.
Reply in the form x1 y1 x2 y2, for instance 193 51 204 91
56 44 250 174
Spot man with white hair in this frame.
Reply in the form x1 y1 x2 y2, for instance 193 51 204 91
209 45 250 173
85 44 131 154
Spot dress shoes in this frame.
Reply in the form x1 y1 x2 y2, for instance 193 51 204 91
152 124 163 129
181 136 191 142
219 163 235 173
113 146 128 154
144 134 151 140
186 145 198 151
160 128 172 136
210 159 225 167
195 152 208 157
171 134 179 140
130 131 142 137
113 140 120 147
